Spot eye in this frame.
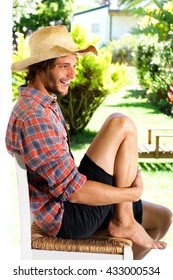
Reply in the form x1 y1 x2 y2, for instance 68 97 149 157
60 65 68 68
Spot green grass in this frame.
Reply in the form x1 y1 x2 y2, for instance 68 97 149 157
70 67 173 247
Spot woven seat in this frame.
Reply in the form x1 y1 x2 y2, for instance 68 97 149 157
14 153 133 260
31 222 132 255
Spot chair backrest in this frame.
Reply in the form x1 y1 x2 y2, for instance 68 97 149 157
14 154 32 259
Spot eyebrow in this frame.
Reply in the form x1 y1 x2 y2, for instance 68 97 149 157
56 62 70 65
56 62 77 67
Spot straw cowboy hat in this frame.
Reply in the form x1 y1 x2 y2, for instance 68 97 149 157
12 25 98 71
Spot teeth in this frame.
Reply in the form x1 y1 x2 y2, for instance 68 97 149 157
61 80 70 84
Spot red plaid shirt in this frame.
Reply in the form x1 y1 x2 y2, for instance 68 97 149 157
6 85 86 236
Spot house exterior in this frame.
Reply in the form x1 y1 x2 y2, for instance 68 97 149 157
71 4 139 47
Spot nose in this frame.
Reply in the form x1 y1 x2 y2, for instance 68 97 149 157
67 66 76 79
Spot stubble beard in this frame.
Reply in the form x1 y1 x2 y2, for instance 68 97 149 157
45 85 69 98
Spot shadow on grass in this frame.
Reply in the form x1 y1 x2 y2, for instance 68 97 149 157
105 88 161 114
138 161 173 172
126 89 147 99
109 101 159 112
70 129 97 150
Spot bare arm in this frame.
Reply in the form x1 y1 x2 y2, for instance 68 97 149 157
69 169 143 205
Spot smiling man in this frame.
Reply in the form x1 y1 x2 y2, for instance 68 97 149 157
6 25 172 260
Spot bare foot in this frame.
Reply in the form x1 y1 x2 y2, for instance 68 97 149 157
108 218 167 249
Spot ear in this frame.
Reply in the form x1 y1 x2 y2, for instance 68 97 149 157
167 89 173 103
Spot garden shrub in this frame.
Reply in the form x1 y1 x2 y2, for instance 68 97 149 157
105 35 137 66
135 35 173 115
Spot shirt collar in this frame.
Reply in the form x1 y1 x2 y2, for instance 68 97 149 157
18 85 57 107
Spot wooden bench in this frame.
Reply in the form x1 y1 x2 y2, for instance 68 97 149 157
138 128 173 159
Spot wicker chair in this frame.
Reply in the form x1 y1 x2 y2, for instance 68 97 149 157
14 153 133 260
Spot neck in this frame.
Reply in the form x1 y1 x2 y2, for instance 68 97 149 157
28 80 53 99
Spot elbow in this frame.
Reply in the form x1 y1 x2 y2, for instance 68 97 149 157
68 191 80 204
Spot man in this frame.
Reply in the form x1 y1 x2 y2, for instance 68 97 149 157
6 25 172 259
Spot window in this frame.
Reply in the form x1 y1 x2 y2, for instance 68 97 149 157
91 23 100 33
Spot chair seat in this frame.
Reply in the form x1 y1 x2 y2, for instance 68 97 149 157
31 222 132 255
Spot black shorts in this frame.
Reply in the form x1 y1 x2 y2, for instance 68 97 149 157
57 154 143 239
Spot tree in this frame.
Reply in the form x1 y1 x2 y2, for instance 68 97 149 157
13 0 75 48
13 0 41 24
118 0 173 42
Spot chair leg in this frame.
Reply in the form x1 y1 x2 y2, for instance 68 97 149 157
123 245 133 260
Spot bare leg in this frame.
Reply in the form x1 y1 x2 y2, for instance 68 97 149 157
86 113 169 256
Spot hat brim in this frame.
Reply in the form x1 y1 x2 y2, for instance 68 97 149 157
11 45 98 72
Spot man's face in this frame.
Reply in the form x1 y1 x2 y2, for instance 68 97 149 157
40 55 77 97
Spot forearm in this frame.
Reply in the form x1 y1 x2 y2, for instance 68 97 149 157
68 180 141 206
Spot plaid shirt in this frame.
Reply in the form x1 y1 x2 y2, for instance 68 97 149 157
6 85 86 236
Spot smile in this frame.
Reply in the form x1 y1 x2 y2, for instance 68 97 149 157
61 80 70 86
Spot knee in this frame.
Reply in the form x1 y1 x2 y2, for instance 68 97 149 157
106 113 137 136
164 207 173 227
159 206 173 230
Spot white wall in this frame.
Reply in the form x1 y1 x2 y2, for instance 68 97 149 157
72 6 110 47
111 14 138 39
